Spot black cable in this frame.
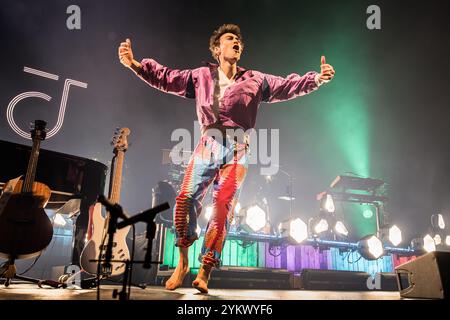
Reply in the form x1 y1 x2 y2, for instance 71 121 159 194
16 254 42 276
96 227 108 300
36 217 61 279
96 153 117 299
347 249 362 264
353 255 363 264
235 239 254 249
242 240 255 249
343 250 351 263
128 224 136 300
17 213 59 277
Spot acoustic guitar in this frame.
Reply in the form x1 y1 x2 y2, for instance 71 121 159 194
0 120 53 259
80 128 131 277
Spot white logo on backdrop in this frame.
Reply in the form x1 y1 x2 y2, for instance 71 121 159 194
6 67 87 139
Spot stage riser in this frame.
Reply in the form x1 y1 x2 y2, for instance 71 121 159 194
156 268 399 291
162 229 415 274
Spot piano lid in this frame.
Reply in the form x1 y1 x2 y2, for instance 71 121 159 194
0 139 108 210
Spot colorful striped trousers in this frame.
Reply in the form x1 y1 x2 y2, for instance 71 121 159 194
173 134 248 267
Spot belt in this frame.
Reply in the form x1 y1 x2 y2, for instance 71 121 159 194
202 125 250 145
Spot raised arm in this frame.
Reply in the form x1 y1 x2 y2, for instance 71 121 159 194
118 38 194 98
262 55 335 103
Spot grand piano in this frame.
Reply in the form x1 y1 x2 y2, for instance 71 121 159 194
0 139 107 266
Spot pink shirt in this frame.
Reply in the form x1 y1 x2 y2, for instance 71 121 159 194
137 58 320 131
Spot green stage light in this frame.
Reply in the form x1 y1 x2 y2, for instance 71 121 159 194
362 209 373 219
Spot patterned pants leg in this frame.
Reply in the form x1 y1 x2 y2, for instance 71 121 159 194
200 136 248 267
173 135 248 269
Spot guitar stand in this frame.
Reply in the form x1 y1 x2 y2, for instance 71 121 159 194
0 257 65 288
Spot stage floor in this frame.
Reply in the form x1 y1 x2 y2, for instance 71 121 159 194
0 282 404 300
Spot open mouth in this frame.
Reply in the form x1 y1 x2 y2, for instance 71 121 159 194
233 44 240 52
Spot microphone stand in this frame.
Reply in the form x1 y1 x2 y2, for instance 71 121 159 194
278 167 294 221
98 196 170 300
143 218 157 269
97 195 129 275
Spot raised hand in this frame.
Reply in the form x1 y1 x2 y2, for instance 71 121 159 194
318 55 335 84
118 38 134 68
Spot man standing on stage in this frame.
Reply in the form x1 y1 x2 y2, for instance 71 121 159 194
118 24 335 293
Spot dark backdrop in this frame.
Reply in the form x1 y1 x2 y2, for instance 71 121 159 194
1 0 449 242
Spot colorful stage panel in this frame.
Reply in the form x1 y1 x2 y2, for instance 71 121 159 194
162 229 402 274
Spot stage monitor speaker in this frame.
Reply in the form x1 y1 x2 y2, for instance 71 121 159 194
157 267 294 289
297 269 398 291
299 269 370 291
395 251 450 299
208 267 294 289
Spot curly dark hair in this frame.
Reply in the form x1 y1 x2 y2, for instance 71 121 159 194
209 24 244 60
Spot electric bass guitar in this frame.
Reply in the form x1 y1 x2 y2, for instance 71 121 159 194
80 128 131 276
